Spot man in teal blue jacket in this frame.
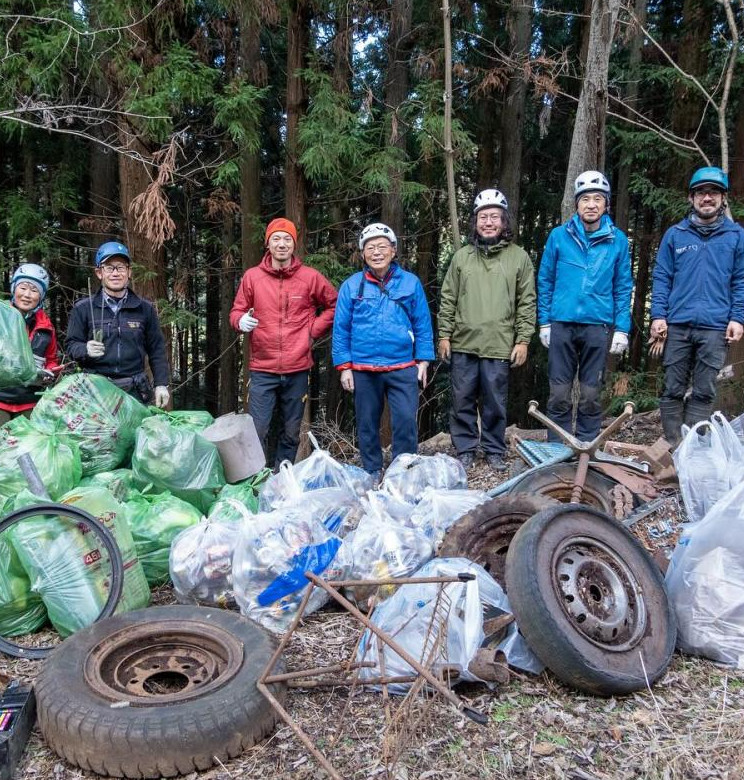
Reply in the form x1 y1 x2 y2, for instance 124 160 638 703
650 166 744 445
537 171 634 441
333 223 435 476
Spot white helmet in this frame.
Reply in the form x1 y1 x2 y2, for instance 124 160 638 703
574 170 611 202
473 189 509 214
359 223 397 251
11 263 50 303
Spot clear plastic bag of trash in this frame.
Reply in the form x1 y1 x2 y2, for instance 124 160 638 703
30 373 151 475
335 491 434 607
674 418 740 523
381 453 467 504
666 479 744 667
730 411 744 445
259 433 374 511
356 557 543 693
408 488 490 546
232 508 344 633
170 514 247 608
131 416 225 514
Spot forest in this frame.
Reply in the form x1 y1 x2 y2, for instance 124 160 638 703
1 0 743 442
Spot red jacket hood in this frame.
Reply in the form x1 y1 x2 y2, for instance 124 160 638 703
259 253 303 277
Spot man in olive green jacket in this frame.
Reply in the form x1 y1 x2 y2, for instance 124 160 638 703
439 189 536 472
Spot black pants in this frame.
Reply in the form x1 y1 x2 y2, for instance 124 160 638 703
547 322 610 442
662 325 727 404
248 370 309 466
353 366 419 474
449 352 510 458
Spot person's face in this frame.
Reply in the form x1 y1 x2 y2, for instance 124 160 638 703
363 237 395 279
576 192 607 228
96 257 131 296
267 231 295 265
475 207 506 239
689 186 725 223
13 281 41 313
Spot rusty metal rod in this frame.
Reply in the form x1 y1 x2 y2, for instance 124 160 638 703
264 661 375 684
571 452 591 503
257 680 342 780
305 573 487 726
287 674 423 688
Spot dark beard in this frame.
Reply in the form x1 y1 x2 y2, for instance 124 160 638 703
474 233 504 249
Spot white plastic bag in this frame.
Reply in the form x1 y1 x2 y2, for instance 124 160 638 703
666 480 744 667
408 488 489 546
232 508 344 633
381 453 467 504
170 518 241 608
711 412 744 485
673 420 731 523
356 558 543 693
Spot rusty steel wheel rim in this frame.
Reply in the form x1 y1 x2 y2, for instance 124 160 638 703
84 619 244 705
458 515 531 585
551 536 647 652
533 481 611 511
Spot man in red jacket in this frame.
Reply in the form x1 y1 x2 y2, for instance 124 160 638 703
230 218 337 465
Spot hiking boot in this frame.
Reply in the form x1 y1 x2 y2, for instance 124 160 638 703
457 452 475 470
486 454 508 473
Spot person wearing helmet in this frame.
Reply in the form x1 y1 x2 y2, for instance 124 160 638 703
0 264 60 423
438 189 536 472
229 218 337 465
537 170 633 442
650 166 744 445
332 223 434 478
65 241 170 407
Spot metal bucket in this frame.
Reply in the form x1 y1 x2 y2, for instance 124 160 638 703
202 412 266 483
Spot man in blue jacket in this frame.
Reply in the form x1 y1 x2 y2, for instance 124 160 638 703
333 223 435 477
650 166 744 445
537 171 634 441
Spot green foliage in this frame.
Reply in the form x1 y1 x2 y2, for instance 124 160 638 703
605 371 662 417
156 299 199 330
213 79 268 152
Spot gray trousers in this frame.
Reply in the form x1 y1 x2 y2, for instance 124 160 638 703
449 352 510 458
662 325 727 404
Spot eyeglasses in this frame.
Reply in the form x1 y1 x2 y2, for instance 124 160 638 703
364 243 393 254
692 188 723 199
476 214 504 223
101 264 129 274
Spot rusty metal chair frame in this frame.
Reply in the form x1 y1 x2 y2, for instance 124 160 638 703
257 571 487 780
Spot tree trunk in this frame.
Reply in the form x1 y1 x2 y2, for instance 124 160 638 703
630 208 655 369
381 0 413 243
561 0 621 220
498 0 532 232
613 0 646 233
285 0 312 255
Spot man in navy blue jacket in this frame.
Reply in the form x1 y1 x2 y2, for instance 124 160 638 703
650 166 744 445
537 171 634 441
333 223 435 477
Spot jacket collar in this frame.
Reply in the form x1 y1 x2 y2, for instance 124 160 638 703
680 214 736 236
259 252 303 277
363 262 398 286
92 287 141 309
568 213 615 245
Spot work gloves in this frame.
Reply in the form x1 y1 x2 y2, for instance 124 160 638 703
86 340 105 358
33 355 55 385
238 312 259 333
539 326 551 349
154 386 170 408
609 332 629 355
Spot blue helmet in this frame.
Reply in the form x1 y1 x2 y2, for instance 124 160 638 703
95 241 130 268
689 166 728 192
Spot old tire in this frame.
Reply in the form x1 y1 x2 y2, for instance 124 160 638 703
36 605 285 778
508 462 637 516
505 504 676 696
438 494 558 588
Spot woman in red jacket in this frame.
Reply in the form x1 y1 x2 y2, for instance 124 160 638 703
0 264 59 424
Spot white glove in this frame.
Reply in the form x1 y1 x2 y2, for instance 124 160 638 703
33 354 46 370
539 326 551 349
86 340 105 358
238 313 259 333
609 331 629 355
154 386 170 408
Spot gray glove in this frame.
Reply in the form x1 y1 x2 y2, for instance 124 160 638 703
87 340 105 358
33 354 46 370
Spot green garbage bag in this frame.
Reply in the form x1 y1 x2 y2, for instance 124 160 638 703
131 416 225 513
0 417 82 505
0 530 48 637
210 468 271 518
152 408 214 432
30 373 152 475
78 469 135 502
0 301 37 389
7 487 150 637
126 491 202 584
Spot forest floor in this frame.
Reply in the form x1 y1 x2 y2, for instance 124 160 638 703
4 411 744 780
